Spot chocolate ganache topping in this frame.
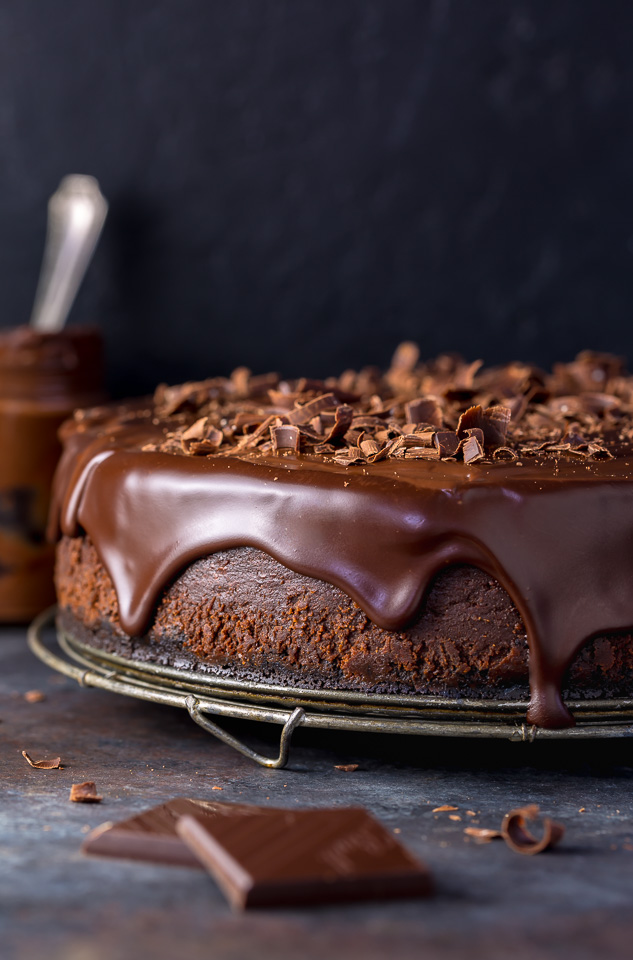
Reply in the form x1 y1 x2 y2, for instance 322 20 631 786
51 344 633 729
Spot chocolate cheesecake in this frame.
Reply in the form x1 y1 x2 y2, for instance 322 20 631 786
50 345 633 729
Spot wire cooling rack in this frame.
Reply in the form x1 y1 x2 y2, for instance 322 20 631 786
28 607 633 768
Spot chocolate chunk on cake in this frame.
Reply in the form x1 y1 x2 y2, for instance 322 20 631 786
50 345 633 729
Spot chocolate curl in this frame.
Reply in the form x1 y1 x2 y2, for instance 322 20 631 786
390 341 420 374
181 417 209 442
434 431 460 459
287 393 337 426
188 428 224 455
493 446 518 461
271 424 300 454
461 430 485 464
236 415 282 450
367 436 404 463
501 805 565 856
404 397 444 428
323 405 354 442
230 366 252 399
450 358 483 391
360 438 380 457
181 419 224 456
457 404 510 449
587 442 614 460
483 404 511 445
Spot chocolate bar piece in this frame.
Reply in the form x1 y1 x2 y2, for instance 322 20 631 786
82 797 278 867
176 805 433 909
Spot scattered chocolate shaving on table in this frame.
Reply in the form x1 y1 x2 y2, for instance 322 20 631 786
464 826 503 844
22 750 61 769
334 764 359 772
70 781 102 803
24 690 46 703
130 348 629 469
500 804 565 855
433 805 459 812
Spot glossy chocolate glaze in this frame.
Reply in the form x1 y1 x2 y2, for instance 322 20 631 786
51 406 633 729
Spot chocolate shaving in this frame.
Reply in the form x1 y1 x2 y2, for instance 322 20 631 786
22 750 61 769
323 404 354 442
181 417 208 442
334 764 359 772
404 397 443 427
406 446 440 460
434 431 460 458
500 804 565 855
360 438 380 457
143 345 631 468
493 446 518 461
390 341 420 374
70 781 103 803
462 433 485 464
235 415 281 450
482 404 511 446
457 405 509 450
287 394 337 426
271 424 300 454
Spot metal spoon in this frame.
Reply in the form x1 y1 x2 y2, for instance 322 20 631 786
29 175 108 333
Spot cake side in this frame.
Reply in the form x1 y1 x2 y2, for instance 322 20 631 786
55 535 633 701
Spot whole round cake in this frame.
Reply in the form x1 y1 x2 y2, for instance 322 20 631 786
50 344 633 729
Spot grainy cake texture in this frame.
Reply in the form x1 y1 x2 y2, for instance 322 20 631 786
56 535 633 700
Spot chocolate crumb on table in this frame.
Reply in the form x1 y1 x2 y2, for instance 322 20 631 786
70 782 103 803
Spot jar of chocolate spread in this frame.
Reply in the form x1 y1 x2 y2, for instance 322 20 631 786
0 326 105 621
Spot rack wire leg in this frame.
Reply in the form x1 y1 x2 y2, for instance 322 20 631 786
185 696 305 768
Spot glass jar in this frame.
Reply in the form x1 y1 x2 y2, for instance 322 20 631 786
0 326 105 621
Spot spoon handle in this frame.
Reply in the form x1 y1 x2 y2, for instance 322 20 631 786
29 175 108 333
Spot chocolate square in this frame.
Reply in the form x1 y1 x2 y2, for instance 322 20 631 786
82 797 279 868
176 805 433 908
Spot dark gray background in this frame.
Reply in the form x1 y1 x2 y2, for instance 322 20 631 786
1 1 632 396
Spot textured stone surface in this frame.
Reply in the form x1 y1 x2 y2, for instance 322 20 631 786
2 624 633 959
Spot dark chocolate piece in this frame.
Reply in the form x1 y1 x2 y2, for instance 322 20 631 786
82 798 280 867
176 805 433 909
